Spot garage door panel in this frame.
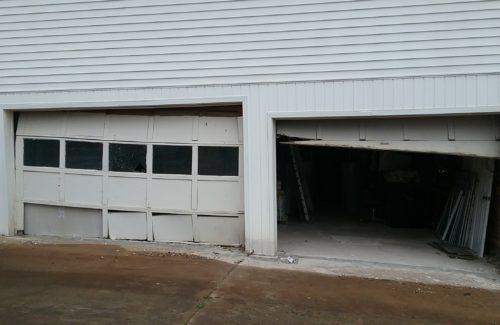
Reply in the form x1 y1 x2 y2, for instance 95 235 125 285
149 179 192 210
153 116 193 143
365 119 404 140
64 174 102 205
152 214 193 242
454 116 498 140
17 112 64 137
65 112 105 139
108 177 147 208
197 180 243 212
24 204 102 238
277 120 316 139
108 211 147 240
106 115 149 141
198 116 240 143
404 118 449 140
318 120 360 140
197 215 242 245
23 171 60 202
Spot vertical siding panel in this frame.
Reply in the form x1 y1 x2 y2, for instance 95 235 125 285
487 75 499 107
353 81 364 110
373 79 384 110
393 79 404 109
466 75 477 108
305 82 316 112
403 78 414 109
413 77 425 109
363 80 374 111
455 76 467 108
444 77 456 108
343 81 354 111
434 77 446 108
383 79 394 109
276 83 287 111
333 81 343 111
258 84 272 254
424 77 435 108
324 82 335 111
477 75 489 108
315 82 326 111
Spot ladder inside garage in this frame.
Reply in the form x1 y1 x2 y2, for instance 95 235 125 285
290 145 312 222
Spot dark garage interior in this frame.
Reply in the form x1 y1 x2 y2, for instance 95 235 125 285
276 136 499 266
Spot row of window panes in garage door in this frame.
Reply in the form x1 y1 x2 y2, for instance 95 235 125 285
23 138 239 176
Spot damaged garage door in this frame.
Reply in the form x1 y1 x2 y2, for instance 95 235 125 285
277 115 499 257
16 110 244 246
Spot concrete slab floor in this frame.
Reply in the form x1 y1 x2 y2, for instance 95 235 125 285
278 220 497 275
1 238 500 324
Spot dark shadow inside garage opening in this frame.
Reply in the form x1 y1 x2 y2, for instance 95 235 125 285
276 130 498 269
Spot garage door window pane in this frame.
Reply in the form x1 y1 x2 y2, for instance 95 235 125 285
66 141 103 170
153 145 192 175
198 146 239 176
24 138 60 167
109 143 146 173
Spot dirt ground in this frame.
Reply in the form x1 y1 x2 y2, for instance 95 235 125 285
0 242 499 324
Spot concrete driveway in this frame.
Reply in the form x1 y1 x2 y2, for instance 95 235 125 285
0 240 499 324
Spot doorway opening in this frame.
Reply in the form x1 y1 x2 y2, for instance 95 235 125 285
276 136 494 269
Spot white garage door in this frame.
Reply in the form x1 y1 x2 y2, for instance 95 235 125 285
278 115 500 158
15 110 244 246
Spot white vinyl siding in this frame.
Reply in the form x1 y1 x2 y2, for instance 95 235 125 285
1 0 500 92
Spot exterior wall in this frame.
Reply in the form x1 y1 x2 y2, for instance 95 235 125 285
1 1 500 92
1 1 500 255
2 75 500 255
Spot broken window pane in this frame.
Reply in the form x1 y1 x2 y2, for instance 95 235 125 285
153 145 192 175
198 146 239 176
109 143 146 173
24 138 60 167
66 141 103 170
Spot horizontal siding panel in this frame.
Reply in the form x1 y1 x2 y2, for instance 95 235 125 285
2 12 499 40
3 19 500 48
1 0 500 92
2 7 499 35
0 1 495 25
3 38 499 69
0 0 482 17
2 48 500 78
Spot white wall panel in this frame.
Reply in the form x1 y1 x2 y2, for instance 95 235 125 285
108 177 147 208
